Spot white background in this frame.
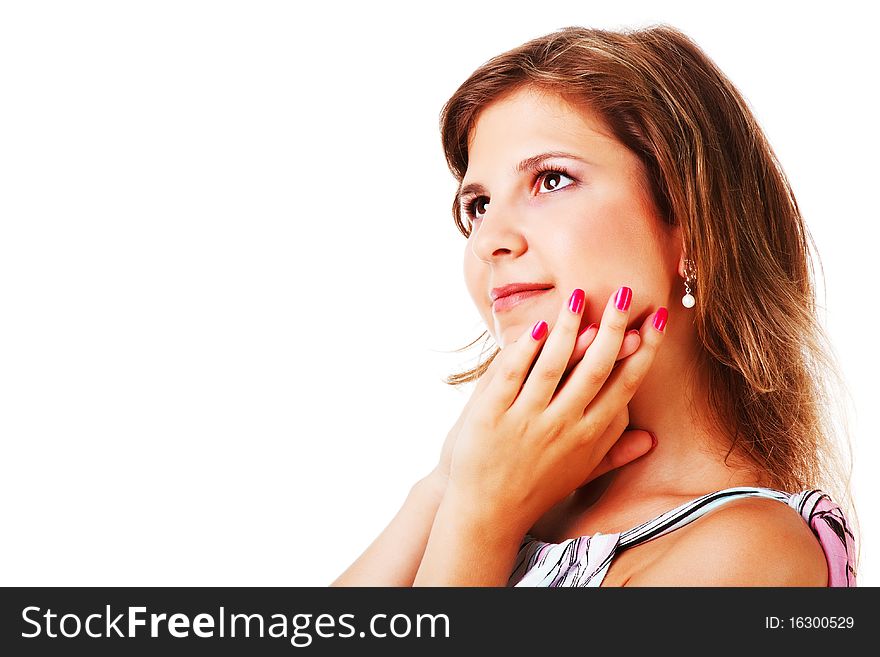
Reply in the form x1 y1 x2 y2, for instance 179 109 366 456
1 1 876 585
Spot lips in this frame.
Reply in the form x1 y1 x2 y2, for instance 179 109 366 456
490 283 554 302
491 286 553 313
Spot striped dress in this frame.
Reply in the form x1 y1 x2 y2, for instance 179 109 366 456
508 487 856 587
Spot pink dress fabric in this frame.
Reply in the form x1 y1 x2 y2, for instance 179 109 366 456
804 491 857 587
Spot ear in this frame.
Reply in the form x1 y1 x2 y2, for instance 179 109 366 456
671 227 687 279
677 252 689 279
668 225 688 278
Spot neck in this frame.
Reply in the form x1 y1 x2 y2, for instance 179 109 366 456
587 307 768 508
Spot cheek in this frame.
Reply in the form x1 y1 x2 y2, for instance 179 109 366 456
575 194 674 308
546 201 623 270
561 187 654 261
544 192 663 307
463 244 491 313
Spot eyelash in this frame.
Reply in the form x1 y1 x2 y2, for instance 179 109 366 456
460 165 578 222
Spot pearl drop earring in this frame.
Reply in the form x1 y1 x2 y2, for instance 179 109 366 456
682 258 696 308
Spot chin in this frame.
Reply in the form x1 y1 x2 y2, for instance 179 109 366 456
490 324 507 347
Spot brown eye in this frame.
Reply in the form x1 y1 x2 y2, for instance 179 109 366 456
464 197 489 221
538 171 574 193
474 198 489 220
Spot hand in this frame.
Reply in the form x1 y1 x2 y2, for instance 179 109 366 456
447 286 667 538
427 319 648 492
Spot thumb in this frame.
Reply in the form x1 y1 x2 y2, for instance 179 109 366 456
588 429 657 481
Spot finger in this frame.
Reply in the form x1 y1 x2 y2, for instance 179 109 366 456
575 327 640 366
560 322 596 379
480 318 551 412
550 286 633 418
578 308 668 450
471 323 528 398
513 288 587 413
619 330 640 360
559 328 640 390
585 429 656 480
472 348 503 396
470 310 580 411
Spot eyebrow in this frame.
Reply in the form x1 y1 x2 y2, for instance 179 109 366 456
456 150 591 206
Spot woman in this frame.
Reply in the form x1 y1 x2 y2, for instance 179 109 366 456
332 24 857 586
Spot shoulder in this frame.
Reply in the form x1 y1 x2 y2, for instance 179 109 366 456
625 496 828 586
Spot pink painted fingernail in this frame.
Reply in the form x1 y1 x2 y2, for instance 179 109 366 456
531 320 548 340
653 307 668 332
614 286 632 312
626 329 639 337
568 288 585 314
578 322 598 337
648 431 658 449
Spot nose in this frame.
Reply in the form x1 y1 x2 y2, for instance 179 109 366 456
468 199 528 264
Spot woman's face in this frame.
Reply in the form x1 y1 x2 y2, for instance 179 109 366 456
461 86 682 346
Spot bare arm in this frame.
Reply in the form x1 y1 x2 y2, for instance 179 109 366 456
413 483 523 586
330 471 446 587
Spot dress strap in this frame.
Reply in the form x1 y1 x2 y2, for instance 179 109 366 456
789 489 857 586
618 486 790 551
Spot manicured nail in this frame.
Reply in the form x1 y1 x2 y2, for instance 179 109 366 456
626 329 639 337
648 431 658 450
653 307 668 332
614 286 632 312
578 322 598 337
531 320 548 340
568 288 585 314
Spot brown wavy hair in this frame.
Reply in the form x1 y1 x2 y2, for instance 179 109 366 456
437 23 858 566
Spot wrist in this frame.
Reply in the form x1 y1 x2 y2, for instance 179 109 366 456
441 482 528 548
411 470 448 507
413 468 449 498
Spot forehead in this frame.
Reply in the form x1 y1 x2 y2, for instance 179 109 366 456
462 86 630 183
